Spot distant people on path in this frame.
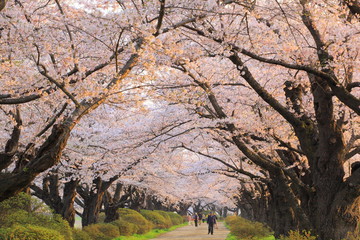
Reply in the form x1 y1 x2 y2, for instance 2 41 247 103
202 213 206 223
188 214 193 225
198 213 203 225
193 213 199 227
207 212 217 235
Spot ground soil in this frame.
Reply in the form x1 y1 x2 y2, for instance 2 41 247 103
150 221 230 240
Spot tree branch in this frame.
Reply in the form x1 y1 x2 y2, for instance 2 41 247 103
36 103 68 137
154 0 166 36
229 52 303 127
0 0 6 12
0 107 22 171
346 147 360 160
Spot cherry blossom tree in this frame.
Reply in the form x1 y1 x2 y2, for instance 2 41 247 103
147 1 360 239
1 1 359 239
0 0 200 201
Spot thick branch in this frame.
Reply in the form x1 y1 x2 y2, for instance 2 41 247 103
182 145 259 179
154 0 166 36
54 0 78 73
229 53 303 127
346 82 360 92
0 0 6 11
272 134 305 155
0 86 55 105
0 108 22 170
36 103 68 137
343 0 360 15
346 147 360 160
38 67 80 107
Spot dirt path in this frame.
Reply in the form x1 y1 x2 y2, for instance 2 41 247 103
149 222 230 240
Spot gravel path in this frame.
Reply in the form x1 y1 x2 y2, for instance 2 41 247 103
149 221 230 240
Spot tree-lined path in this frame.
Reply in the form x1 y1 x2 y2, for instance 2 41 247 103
0 1 359 240
150 222 229 240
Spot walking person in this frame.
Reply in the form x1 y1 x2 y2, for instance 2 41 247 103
193 213 199 227
207 212 217 235
198 213 202 225
187 214 193 225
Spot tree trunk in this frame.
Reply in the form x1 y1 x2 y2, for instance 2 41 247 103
81 192 104 226
61 179 79 227
0 124 71 202
306 75 355 240
78 176 119 227
31 174 79 227
80 179 106 226
104 203 120 223
177 201 191 216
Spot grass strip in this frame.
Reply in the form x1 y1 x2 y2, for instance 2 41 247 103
226 234 276 240
112 223 188 240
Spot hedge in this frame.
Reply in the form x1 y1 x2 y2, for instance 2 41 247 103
117 208 152 234
0 224 65 240
83 223 120 240
140 210 169 229
225 216 273 240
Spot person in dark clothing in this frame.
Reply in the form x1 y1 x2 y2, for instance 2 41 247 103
193 213 198 227
198 213 203 225
207 212 217 235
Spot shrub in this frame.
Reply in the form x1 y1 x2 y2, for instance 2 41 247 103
279 230 317 240
121 214 152 234
97 212 106 223
0 193 72 240
154 210 172 227
0 227 11 240
117 208 138 216
0 192 33 214
83 223 120 240
344 226 359 240
111 219 138 236
225 216 273 240
224 215 238 225
117 208 152 234
72 228 91 240
166 212 184 225
140 210 168 229
0 224 64 240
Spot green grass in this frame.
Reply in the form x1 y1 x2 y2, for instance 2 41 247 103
226 234 239 240
226 234 276 240
112 223 187 240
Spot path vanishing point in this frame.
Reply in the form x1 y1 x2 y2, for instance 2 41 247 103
150 221 230 240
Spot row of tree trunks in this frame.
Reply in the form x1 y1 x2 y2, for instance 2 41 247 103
186 49 360 239
32 172 187 227
31 172 79 227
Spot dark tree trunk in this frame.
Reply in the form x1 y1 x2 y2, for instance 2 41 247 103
31 173 79 227
78 176 119 227
104 202 120 223
0 108 21 171
144 195 156 210
193 200 202 213
61 179 79 227
127 187 146 211
103 183 130 223
31 174 63 214
235 182 270 223
177 201 191 216
0 124 72 202
304 74 356 240
81 191 104 226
